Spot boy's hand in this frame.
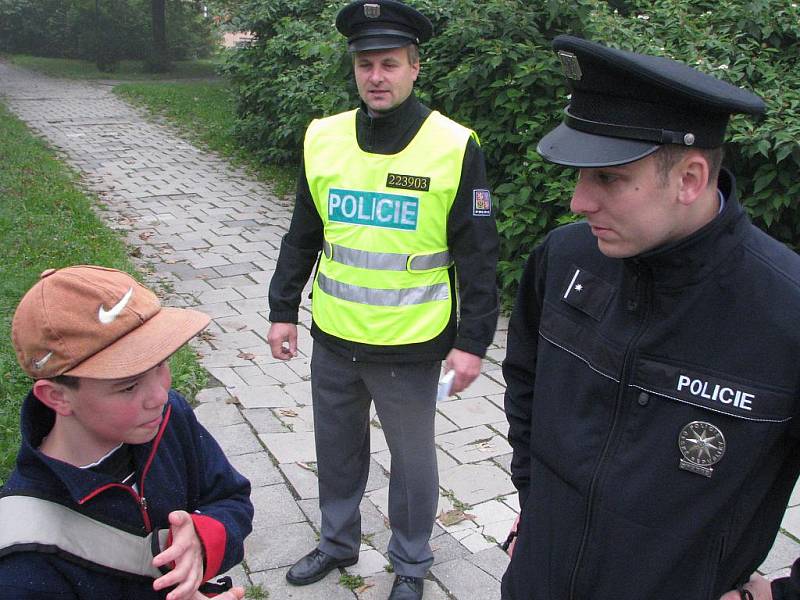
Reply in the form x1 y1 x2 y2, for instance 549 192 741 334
193 586 245 600
153 510 205 600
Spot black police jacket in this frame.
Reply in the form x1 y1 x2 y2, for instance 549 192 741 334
502 170 800 600
269 94 499 362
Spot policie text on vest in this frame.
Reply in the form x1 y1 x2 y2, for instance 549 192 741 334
328 188 419 231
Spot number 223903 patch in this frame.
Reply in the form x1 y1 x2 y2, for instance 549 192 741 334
386 172 431 192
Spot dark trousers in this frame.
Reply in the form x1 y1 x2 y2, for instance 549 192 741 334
311 341 440 577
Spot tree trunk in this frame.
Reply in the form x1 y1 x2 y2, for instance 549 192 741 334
148 0 170 72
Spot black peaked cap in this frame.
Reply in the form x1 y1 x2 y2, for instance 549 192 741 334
538 35 766 167
336 0 433 52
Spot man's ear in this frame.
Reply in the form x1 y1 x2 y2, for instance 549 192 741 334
676 151 711 206
32 380 74 416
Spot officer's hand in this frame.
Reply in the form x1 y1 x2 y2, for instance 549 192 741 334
192 587 245 600
719 573 772 600
267 322 298 360
152 511 205 600
504 516 520 557
444 349 482 394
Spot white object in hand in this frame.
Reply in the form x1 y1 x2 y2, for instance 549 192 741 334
437 370 455 401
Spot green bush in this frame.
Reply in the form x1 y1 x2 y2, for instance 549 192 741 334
224 0 800 306
587 0 800 249
0 0 215 64
221 0 354 164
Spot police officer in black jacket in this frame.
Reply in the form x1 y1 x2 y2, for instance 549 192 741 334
502 36 800 600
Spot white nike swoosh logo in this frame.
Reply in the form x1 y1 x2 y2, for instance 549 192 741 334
98 287 134 324
33 352 54 370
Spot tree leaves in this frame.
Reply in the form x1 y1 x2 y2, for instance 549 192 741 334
224 0 800 307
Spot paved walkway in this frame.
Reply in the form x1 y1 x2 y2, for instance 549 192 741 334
1 62 798 599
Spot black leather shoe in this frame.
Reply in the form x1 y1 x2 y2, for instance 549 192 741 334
388 575 424 600
285 548 358 586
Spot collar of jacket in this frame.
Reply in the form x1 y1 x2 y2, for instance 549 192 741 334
624 169 749 287
14 391 164 504
355 93 431 154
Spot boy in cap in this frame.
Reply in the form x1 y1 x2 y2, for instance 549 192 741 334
267 0 498 598
0 266 253 600
502 36 800 599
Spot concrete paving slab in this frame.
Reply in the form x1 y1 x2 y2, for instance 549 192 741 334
281 461 320 500
790 478 800 507
437 396 508 430
285 380 314 405
211 422 263 457
456 374 506 399
346 548 390 578
431 556 502 599
251 483 307 531
759 532 800 575
194 386 234 404
436 425 513 464
275 404 315 432
236 384 296 409
781 506 800 541
298 498 322 532
227 451 283 488
249 565 356 599
194 399 245 428
261 431 318 464
245 523 320 573
439 464 517 506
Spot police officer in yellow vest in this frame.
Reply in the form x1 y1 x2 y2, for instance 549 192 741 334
267 1 499 598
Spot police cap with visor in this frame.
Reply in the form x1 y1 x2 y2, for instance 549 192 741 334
538 35 766 168
336 0 432 52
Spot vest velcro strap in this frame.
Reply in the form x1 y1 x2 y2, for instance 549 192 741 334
317 272 449 306
323 241 451 272
408 250 452 272
0 495 168 579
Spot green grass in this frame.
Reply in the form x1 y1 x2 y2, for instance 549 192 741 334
0 101 206 484
8 54 222 80
244 584 268 599
114 81 296 197
338 573 365 591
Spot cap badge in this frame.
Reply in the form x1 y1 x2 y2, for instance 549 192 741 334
678 421 726 478
98 287 134 324
364 3 380 18
32 351 54 370
558 51 582 81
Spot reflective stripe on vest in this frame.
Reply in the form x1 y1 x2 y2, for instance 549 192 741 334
304 109 475 345
317 272 449 306
0 495 168 578
322 240 451 272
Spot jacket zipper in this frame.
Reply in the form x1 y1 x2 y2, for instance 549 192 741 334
567 261 651 599
77 403 172 533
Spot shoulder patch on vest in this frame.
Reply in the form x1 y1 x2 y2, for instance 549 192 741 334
472 189 492 217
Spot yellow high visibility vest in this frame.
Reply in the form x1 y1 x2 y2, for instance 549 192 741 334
305 108 477 345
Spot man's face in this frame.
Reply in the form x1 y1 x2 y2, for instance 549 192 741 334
354 46 419 116
569 153 686 258
61 361 171 458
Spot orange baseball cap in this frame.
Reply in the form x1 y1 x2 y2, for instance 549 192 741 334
11 266 210 380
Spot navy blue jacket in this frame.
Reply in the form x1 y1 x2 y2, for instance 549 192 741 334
0 390 253 599
503 171 800 599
